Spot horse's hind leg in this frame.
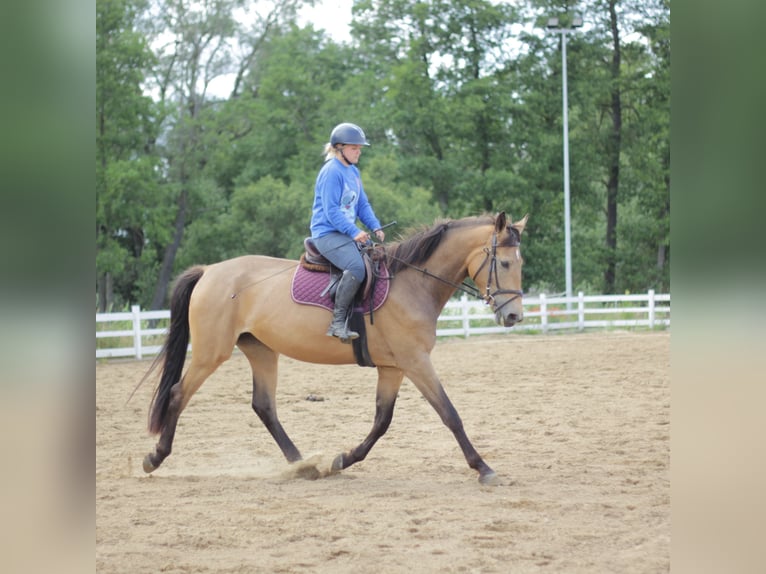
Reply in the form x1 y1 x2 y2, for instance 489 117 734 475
332 366 404 472
238 335 302 463
143 358 222 473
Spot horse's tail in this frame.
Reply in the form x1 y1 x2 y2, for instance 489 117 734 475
146 266 206 435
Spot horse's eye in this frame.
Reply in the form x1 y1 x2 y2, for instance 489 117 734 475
500 260 510 269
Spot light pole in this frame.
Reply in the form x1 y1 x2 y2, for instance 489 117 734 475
546 16 582 303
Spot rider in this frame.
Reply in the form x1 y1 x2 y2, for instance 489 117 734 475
310 122 385 342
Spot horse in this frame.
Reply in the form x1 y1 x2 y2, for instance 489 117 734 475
142 211 528 484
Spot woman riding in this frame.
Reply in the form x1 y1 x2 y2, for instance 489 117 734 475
309 122 385 342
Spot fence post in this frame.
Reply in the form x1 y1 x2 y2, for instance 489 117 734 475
540 293 548 333
577 292 585 331
132 305 142 360
648 289 655 328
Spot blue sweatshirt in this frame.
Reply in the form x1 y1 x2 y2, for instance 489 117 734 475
310 158 381 239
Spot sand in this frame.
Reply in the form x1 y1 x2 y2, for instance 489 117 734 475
96 331 669 573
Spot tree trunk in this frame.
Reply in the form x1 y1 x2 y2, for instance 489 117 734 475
604 0 622 294
97 272 112 313
656 172 670 282
150 187 188 310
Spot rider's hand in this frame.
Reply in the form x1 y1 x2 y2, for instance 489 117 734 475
354 230 370 244
374 229 385 242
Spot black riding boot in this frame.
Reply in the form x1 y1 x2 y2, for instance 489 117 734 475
327 270 362 343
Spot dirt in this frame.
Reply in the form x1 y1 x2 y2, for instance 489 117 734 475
96 331 669 573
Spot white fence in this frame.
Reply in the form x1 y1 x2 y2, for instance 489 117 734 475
96 290 670 360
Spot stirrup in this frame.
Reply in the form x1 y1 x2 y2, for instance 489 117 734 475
326 323 359 342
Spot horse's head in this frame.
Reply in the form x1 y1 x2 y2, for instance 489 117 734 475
468 212 529 327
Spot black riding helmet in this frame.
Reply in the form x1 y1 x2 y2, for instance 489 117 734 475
330 123 370 147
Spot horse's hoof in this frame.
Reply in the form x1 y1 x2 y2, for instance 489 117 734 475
479 470 498 485
331 454 344 472
142 454 157 474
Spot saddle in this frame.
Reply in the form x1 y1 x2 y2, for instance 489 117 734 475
299 237 384 303
292 238 391 368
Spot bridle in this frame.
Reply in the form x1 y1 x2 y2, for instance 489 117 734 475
375 227 523 311
470 229 523 312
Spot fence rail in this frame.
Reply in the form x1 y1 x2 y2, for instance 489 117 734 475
96 290 670 360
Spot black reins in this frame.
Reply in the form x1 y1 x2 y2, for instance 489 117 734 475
371 228 522 308
375 248 483 300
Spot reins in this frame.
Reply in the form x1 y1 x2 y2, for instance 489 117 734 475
377 247 483 300
371 228 522 307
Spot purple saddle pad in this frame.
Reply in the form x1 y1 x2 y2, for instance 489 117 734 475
291 264 390 313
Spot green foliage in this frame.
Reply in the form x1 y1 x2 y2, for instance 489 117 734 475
229 176 311 259
361 153 443 235
96 0 670 308
96 0 162 310
179 175 311 265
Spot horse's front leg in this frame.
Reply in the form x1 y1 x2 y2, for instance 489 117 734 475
406 358 498 485
332 366 404 472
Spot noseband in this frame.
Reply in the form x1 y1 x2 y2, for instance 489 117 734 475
471 230 523 313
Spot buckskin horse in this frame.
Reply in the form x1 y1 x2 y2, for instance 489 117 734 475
142 212 528 484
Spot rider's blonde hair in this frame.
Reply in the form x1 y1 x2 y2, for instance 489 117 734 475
324 142 341 161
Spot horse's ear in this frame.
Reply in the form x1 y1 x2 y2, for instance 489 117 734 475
494 211 507 232
512 213 529 235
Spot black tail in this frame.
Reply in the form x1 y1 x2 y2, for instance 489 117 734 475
146 266 205 435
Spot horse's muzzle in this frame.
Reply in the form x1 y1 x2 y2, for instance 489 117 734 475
496 310 523 327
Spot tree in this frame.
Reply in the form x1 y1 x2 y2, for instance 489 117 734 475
529 0 669 293
588 0 670 292
96 0 160 311
96 0 670 307
141 0 309 308
205 24 351 195
603 0 622 293
352 0 519 213
620 0 669 292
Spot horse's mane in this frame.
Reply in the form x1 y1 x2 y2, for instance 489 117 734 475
385 215 495 276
